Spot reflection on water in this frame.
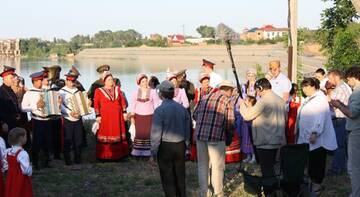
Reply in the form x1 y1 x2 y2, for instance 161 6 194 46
0 57 240 99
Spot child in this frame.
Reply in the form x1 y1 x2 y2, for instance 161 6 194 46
4 127 33 197
286 83 302 144
241 96 257 163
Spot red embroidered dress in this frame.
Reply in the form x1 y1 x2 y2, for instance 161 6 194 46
5 149 33 197
94 86 129 160
286 98 301 144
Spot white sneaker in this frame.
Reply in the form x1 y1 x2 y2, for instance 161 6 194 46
248 154 256 164
242 155 251 163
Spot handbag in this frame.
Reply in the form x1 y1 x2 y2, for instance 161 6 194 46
129 123 136 141
91 121 99 135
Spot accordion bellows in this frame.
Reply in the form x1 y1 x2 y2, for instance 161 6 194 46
43 90 61 116
71 91 91 116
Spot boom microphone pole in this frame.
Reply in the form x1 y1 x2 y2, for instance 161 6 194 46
225 39 242 99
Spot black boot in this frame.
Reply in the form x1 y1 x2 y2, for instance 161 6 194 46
82 127 87 148
74 150 81 164
32 153 40 170
42 152 52 168
64 152 72 166
54 153 61 160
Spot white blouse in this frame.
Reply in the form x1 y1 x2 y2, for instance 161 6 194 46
3 146 32 176
0 137 6 169
297 91 337 151
209 72 223 88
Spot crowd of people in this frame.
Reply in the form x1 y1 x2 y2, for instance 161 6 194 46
0 58 359 197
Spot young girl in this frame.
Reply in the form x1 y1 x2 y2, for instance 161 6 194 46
4 127 33 197
241 96 257 163
286 83 302 144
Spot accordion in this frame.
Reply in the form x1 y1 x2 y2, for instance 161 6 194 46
68 91 91 116
42 90 61 116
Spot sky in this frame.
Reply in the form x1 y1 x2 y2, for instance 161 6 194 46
0 0 331 41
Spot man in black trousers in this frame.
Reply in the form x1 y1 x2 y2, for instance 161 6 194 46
0 66 21 147
150 80 190 197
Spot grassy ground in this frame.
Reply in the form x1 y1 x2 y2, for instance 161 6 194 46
32 123 351 197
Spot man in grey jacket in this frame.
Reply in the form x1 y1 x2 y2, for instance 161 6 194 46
150 80 191 197
239 78 286 196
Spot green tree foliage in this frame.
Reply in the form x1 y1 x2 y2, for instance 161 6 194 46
317 0 360 70
326 24 360 70
92 29 143 48
144 34 168 47
318 0 359 52
20 38 50 58
19 29 144 57
196 25 216 38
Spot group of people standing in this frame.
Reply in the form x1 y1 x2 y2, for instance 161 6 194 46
0 57 359 197
148 59 360 197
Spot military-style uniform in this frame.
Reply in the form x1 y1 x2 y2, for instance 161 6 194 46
59 70 84 165
22 71 52 169
43 66 64 159
0 66 21 147
175 69 195 106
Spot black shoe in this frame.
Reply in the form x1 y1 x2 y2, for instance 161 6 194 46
54 154 62 160
34 163 40 170
64 153 72 166
32 154 40 170
74 151 81 164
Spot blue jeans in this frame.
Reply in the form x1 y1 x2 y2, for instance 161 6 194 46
330 118 348 173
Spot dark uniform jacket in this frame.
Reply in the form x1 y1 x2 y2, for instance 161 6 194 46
0 84 20 130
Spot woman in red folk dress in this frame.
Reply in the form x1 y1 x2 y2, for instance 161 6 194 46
94 71 129 160
4 128 33 197
286 83 302 144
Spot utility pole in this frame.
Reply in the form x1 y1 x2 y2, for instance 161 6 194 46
288 0 298 82
182 24 185 38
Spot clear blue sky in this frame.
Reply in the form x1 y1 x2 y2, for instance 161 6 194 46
1 0 331 40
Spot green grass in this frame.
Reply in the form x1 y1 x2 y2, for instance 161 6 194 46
32 121 351 197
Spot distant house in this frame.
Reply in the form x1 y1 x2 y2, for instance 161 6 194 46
260 25 288 40
0 39 21 56
240 28 263 41
240 25 288 41
186 37 214 45
167 34 185 45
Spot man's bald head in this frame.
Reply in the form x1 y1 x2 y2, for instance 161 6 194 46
269 60 281 77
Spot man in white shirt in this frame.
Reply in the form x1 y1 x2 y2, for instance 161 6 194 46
268 60 292 102
59 70 84 166
314 68 328 91
327 69 352 176
21 71 52 170
202 59 222 88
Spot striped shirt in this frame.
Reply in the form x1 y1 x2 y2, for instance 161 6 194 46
331 81 352 118
193 91 235 142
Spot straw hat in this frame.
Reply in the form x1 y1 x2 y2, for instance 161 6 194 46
218 80 235 89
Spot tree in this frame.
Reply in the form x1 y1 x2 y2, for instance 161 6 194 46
196 25 216 38
317 0 360 70
317 0 359 52
326 23 360 70
216 23 239 41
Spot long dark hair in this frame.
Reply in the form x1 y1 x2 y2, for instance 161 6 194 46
148 76 160 89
